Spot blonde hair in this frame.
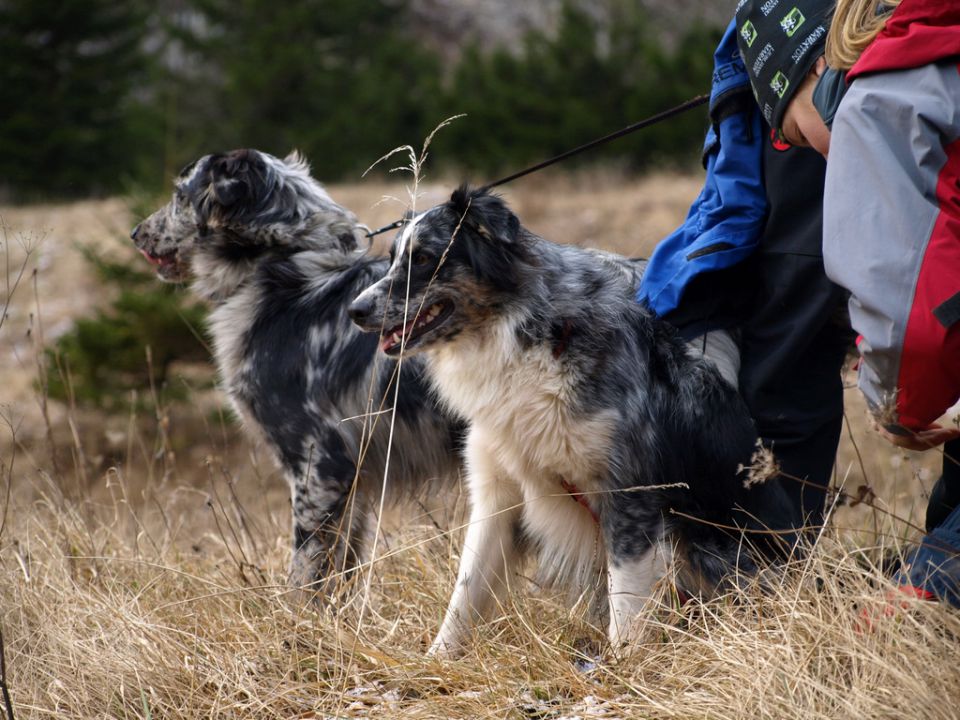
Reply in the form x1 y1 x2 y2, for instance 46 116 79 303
826 0 901 70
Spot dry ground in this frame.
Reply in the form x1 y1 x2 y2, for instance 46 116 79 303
0 171 957 719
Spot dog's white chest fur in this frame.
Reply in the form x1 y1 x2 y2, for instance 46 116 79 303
425 316 615 657
429 318 615 490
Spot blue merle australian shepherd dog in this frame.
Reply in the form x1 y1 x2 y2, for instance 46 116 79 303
131 149 463 597
349 187 795 655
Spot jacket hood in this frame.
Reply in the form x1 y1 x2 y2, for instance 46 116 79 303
848 0 960 81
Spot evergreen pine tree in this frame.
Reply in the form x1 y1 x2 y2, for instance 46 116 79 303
0 0 158 199
46 246 208 410
435 0 720 176
173 0 442 181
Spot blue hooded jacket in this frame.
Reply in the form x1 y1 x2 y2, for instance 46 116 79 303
637 20 768 318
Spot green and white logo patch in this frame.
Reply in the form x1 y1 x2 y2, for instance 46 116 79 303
740 19 757 47
781 7 805 37
770 71 789 98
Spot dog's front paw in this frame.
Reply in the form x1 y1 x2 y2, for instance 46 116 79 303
606 594 651 649
427 626 467 660
427 633 466 659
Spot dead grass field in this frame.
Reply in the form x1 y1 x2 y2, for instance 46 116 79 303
0 171 957 719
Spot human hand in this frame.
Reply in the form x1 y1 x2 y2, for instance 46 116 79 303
876 423 960 451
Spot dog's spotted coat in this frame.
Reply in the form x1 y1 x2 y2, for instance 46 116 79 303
350 187 795 655
132 149 463 595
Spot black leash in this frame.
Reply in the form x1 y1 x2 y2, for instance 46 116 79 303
480 93 709 191
365 92 710 239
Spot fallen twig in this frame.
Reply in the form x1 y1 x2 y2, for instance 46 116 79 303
0 627 15 720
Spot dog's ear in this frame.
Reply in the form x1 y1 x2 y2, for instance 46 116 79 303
283 149 310 173
449 185 526 290
197 149 274 226
177 157 200 180
450 185 520 244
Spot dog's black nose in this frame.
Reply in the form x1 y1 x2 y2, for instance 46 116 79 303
130 223 140 241
348 296 373 326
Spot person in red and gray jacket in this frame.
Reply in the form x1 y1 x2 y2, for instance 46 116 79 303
740 0 960 606
823 0 960 452
822 0 960 604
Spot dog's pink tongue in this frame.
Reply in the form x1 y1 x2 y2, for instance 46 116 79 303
381 319 415 353
140 249 163 266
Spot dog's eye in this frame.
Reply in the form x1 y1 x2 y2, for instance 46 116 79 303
413 252 432 267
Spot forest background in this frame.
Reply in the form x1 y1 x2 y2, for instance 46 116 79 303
0 0 724 201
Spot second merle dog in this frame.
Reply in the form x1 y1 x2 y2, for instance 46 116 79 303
132 149 464 597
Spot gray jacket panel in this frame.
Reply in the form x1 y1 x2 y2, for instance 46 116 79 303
823 61 960 424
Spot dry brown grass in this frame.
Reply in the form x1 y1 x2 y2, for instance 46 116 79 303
1 172 957 719
3 475 959 719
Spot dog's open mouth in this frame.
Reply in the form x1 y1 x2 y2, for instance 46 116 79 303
140 247 176 267
139 248 185 280
380 301 454 355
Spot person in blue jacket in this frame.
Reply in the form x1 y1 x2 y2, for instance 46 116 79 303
638 5 853 536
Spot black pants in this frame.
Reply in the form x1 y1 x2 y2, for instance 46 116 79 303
928 437 960 532
737 252 853 532
668 141 850 537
